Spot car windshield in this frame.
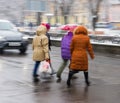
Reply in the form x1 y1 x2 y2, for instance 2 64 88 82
0 21 14 30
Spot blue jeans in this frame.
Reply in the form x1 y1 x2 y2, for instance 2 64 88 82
33 61 41 77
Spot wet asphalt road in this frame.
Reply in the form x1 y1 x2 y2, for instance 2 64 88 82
0 44 120 103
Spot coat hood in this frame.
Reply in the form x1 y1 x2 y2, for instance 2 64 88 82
36 25 47 36
73 25 88 35
67 31 73 36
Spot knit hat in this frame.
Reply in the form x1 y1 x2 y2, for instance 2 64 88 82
41 23 51 30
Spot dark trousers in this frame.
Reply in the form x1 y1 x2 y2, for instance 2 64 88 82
33 61 40 77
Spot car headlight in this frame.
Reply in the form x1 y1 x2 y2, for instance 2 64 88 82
22 35 29 40
0 36 6 41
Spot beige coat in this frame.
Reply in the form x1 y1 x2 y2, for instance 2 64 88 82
32 26 49 61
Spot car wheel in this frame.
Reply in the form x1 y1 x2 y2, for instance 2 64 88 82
19 48 27 54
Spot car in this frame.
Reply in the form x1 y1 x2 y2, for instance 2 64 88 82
0 20 29 54
112 37 120 44
95 22 113 29
95 22 113 35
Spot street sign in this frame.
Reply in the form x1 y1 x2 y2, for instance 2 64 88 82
26 0 46 12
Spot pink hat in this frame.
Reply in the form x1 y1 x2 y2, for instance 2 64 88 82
41 23 50 30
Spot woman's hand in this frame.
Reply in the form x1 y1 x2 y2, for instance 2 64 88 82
46 59 50 63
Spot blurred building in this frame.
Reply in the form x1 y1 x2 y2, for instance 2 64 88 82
109 0 120 22
0 0 120 28
69 0 89 25
99 0 120 29
42 0 90 25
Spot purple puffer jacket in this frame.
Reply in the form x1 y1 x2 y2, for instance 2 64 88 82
61 31 73 59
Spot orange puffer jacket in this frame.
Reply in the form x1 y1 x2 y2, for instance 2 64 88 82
70 34 94 71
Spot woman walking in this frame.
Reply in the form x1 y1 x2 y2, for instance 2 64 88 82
32 25 50 82
67 25 95 87
41 22 56 75
56 26 76 81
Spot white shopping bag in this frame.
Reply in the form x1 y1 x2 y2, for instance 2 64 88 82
39 61 52 74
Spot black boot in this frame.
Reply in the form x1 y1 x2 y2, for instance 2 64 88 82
67 71 73 87
67 70 79 87
33 74 39 82
84 71 90 86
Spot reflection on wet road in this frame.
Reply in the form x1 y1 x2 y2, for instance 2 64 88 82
0 45 120 103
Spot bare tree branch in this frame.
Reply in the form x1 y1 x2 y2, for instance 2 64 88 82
59 0 73 24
